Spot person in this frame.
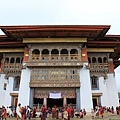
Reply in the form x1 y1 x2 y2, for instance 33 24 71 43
26 106 30 120
67 104 72 120
41 105 46 120
3 108 7 120
100 106 104 118
79 109 83 118
16 103 22 120
6 107 14 118
63 108 68 120
83 109 86 116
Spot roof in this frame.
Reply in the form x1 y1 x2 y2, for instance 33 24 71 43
0 25 120 68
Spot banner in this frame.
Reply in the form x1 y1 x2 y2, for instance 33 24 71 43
49 92 61 99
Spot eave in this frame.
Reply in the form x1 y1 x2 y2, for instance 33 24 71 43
0 25 110 39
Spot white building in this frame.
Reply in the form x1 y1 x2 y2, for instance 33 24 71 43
0 25 119 112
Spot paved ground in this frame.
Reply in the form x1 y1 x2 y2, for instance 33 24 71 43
7 112 120 120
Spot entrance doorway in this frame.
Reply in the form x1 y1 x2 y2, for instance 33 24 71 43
92 98 98 109
34 98 43 107
47 98 63 108
67 98 76 107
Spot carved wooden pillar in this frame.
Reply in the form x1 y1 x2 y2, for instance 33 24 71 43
59 49 60 60
49 50 51 60
68 49 70 60
43 98 47 108
39 49 41 60
63 97 67 107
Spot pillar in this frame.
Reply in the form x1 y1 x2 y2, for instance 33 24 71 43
76 88 80 111
79 63 93 112
18 66 31 106
29 88 34 108
98 76 109 106
63 97 67 107
106 74 119 108
0 74 6 107
43 98 47 108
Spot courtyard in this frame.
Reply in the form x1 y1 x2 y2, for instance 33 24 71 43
6 113 120 120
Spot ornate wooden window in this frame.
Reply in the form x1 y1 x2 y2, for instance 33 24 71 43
10 57 15 63
32 49 40 60
98 57 102 63
31 68 79 81
15 76 20 88
16 57 20 63
51 49 59 60
103 57 107 63
5 58 9 63
42 49 49 60
70 49 78 60
60 49 68 61
92 57 97 63
91 76 98 89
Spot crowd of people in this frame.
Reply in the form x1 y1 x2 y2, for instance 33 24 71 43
0 104 120 120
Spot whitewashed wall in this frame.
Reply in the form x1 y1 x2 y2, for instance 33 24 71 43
0 74 6 107
106 73 119 108
79 63 93 112
4 77 14 107
115 66 120 92
92 76 109 107
18 65 30 107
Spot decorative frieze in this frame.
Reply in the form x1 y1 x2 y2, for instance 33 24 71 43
30 81 80 87
34 88 76 98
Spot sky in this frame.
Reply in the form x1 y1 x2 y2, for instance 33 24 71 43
0 0 120 90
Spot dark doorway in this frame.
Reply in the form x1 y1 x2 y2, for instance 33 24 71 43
34 98 43 105
93 98 97 109
47 98 63 108
67 98 76 105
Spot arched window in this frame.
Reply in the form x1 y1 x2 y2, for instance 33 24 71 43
61 49 68 54
32 49 40 56
42 49 49 60
32 49 40 60
70 49 78 54
10 57 15 63
98 57 102 63
92 57 97 63
103 57 107 63
42 49 49 54
51 49 59 60
5 58 9 63
51 49 59 54
21 57 23 63
61 49 68 61
88 57 91 63
16 57 20 63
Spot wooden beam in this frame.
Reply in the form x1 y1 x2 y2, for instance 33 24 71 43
88 41 120 44
0 42 23 45
87 48 114 52
23 38 87 43
0 48 24 52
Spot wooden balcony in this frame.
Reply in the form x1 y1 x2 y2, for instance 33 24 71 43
27 54 82 67
3 63 22 72
90 63 109 73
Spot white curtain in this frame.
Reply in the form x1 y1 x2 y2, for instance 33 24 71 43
49 92 61 99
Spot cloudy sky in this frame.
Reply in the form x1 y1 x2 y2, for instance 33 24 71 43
0 0 120 90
